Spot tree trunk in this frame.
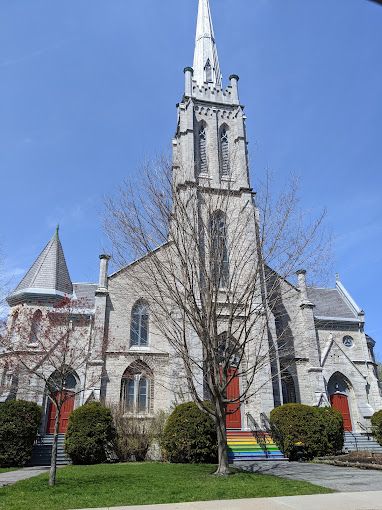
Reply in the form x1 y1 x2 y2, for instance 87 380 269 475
49 404 60 487
214 400 230 476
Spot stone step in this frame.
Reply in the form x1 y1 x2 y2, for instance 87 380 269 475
227 429 287 462
28 435 71 466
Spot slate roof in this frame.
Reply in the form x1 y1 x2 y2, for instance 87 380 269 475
306 287 358 320
7 229 73 305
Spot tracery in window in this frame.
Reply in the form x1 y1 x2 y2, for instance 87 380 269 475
196 122 207 175
343 336 354 348
120 361 153 414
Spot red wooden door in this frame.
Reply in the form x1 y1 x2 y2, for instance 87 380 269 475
46 391 75 434
330 393 352 431
226 368 241 429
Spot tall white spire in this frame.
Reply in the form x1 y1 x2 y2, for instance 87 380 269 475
193 0 222 88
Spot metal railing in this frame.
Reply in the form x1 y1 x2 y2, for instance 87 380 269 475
246 412 269 458
357 421 372 440
344 430 359 451
260 412 272 433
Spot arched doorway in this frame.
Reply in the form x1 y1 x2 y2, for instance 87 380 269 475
45 371 78 434
217 333 242 429
327 372 353 432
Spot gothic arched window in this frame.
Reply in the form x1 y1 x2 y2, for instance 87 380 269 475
219 126 229 176
210 211 229 289
196 122 207 175
130 301 149 347
120 361 153 414
205 58 213 83
30 310 42 345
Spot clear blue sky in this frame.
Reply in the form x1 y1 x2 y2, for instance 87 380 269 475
0 1 381 354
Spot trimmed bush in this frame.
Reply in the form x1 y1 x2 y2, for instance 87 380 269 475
65 402 116 464
0 400 41 467
371 410 382 446
161 402 217 463
270 403 343 460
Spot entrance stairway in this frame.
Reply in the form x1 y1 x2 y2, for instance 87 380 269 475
28 434 71 466
343 432 382 454
227 430 286 462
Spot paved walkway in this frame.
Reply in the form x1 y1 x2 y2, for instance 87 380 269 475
0 466 49 487
75 491 382 510
237 460 382 492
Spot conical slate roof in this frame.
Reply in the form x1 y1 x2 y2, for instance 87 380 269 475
7 228 73 305
193 0 222 87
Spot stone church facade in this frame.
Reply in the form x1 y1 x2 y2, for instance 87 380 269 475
1 0 381 436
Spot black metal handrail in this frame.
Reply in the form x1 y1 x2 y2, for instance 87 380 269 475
357 421 372 440
345 430 359 451
260 412 272 433
246 412 269 458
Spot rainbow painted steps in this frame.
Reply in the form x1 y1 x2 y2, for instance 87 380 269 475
227 430 287 462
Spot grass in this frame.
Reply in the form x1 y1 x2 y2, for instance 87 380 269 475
0 468 19 474
0 462 332 510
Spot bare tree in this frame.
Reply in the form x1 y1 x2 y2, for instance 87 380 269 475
0 297 101 485
105 157 329 475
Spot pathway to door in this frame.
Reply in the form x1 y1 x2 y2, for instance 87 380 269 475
238 460 382 492
0 467 49 488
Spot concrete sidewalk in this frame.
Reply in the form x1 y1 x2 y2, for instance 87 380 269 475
75 491 382 510
0 466 49 487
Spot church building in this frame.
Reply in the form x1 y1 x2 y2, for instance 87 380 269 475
1 0 381 448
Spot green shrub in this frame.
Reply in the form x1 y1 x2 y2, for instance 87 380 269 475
371 410 382 445
161 402 217 464
65 402 116 464
270 403 343 460
0 400 41 467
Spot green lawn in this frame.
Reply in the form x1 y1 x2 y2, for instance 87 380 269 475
0 462 332 510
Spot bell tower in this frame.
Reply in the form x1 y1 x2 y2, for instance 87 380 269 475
173 0 251 193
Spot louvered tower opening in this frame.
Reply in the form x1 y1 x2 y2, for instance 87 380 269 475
220 128 229 176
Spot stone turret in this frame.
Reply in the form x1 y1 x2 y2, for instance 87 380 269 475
7 226 73 306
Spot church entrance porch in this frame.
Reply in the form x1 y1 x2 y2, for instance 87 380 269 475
46 391 75 434
330 393 352 431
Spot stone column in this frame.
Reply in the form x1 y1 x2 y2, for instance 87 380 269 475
184 67 194 97
229 74 240 104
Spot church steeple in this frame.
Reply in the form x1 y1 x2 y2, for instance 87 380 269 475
193 0 222 88
177 0 246 189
